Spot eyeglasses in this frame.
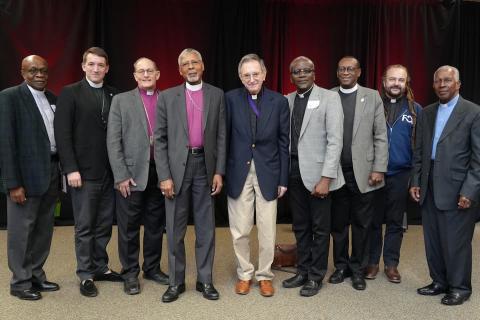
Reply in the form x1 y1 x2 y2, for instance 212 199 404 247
291 68 314 76
25 68 48 75
135 69 156 75
337 66 357 74
240 72 262 81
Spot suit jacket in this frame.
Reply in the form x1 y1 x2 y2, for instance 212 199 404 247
411 96 480 210
332 85 388 193
226 87 290 201
54 78 118 180
107 88 154 191
287 85 345 192
154 82 226 194
0 82 57 196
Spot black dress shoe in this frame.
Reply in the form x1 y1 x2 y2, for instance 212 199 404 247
162 284 185 303
441 292 471 306
124 278 140 295
282 273 308 288
328 269 352 284
196 282 220 300
143 270 169 285
10 289 42 300
32 281 60 292
94 270 123 282
417 283 447 296
351 274 366 290
80 280 98 297
300 280 322 297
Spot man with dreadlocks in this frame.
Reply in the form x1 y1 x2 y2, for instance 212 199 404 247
365 64 422 283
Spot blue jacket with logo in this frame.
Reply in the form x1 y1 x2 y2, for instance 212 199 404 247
386 99 422 176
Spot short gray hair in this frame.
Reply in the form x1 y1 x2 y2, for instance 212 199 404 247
238 53 266 75
289 56 314 73
178 48 203 66
434 65 460 82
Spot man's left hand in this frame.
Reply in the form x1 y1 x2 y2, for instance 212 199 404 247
211 174 223 196
368 172 384 186
311 177 331 198
278 186 287 198
458 195 472 209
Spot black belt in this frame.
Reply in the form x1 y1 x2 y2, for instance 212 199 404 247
189 147 204 155
51 153 59 162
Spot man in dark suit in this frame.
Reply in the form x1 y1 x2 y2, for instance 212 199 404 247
107 57 167 295
410 65 480 306
329 56 388 291
0 55 60 300
226 54 290 297
54 47 121 297
155 48 226 302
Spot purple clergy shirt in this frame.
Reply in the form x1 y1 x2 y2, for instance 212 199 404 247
139 88 158 158
185 88 204 147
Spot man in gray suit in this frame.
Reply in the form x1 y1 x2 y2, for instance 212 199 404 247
329 56 388 290
154 48 226 302
282 56 344 297
410 66 480 306
107 57 168 295
0 55 60 300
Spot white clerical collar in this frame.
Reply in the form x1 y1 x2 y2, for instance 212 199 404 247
86 77 103 88
146 90 155 96
339 83 358 94
186 81 203 91
26 83 45 94
297 85 314 98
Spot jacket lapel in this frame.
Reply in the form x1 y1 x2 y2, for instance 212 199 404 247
20 83 49 139
352 86 367 139
256 88 274 137
202 84 211 132
299 85 320 139
132 89 149 139
438 98 466 143
176 85 189 136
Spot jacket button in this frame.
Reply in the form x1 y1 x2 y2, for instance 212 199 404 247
247 161 251 165
252 144 255 148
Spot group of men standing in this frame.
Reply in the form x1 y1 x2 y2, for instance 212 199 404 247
0 47 478 307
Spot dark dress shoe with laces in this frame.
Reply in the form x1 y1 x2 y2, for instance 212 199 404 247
384 266 401 283
196 282 220 300
300 280 322 297
328 269 352 284
10 289 42 300
351 274 366 290
143 270 169 285
124 278 140 295
417 283 447 296
282 273 308 288
441 292 470 306
32 281 60 292
80 279 98 297
94 270 123 282
162 284 185 303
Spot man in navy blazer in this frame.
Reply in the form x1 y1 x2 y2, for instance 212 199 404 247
0 55 60 300
226 54 290 297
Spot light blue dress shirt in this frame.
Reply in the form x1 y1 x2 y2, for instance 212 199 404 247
431 94 460 159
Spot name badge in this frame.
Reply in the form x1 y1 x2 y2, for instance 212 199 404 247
307 100 319 109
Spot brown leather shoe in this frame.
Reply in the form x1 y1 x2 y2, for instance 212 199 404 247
235 280 252 295
259 280 274 297
364 264 379 280
384 266 401 283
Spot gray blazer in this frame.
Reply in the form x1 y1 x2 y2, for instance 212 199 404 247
107 88 152 191
411 96 480 210
154 82 226 194
332 85 388 193
287 85 345 191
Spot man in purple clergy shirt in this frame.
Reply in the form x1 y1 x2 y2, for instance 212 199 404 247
107 57 168 295
154 48 226 302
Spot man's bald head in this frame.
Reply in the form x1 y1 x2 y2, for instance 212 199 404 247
21 55 49 91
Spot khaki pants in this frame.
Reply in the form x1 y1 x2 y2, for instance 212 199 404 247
228 160 277 281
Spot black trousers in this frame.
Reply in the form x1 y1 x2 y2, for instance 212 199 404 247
70 171 115 281
330 168 375 275
368 170 409 267
7 160 59 290
165 153 215 285
288 157 331 281
116 163 166 279
421 165 476 295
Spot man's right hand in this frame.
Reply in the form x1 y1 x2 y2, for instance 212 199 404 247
67 171 82 188
118 178 137 198
9 187 27 205
409 187 420 202
160 179 175 199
